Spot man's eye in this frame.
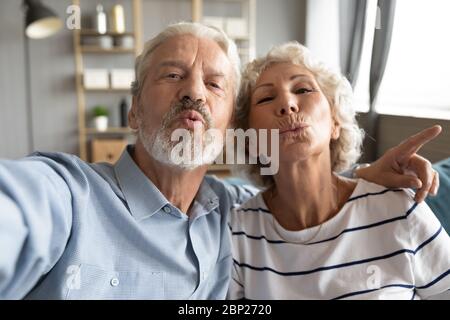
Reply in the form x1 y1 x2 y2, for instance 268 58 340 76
295 88 313 94
166 73 182 80
256 97 274 104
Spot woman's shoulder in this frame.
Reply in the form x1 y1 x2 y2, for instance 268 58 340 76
350 178 416 208
352 179 444 230
339 179 423 227
229 192 271 226
347 179 444 245
236 191 266 208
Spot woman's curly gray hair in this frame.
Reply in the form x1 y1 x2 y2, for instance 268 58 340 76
234 41 365 188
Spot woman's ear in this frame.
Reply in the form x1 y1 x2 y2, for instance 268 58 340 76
331 115 341 140
227 101 237 129
129 96 139 130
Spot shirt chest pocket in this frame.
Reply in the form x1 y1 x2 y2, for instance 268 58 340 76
66 264 164 300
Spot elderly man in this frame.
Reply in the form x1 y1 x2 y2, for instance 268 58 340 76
0 22 441 299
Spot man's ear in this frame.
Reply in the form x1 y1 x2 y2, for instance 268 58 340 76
129 96 139 130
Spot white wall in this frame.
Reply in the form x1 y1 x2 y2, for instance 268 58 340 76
305 0 340 70
255 0 306 56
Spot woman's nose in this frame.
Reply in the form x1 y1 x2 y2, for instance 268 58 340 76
276 95 299 116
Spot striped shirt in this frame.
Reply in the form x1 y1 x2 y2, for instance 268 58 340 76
228 179 450 300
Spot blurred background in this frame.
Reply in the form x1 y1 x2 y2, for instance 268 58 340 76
0 0 449 174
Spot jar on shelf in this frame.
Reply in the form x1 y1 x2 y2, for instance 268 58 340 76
98 35 113 49
114 35 134 49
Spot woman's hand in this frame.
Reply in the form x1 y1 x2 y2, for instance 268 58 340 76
356 125 442 203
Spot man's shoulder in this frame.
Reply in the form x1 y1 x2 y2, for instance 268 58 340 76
28 151 85 167
28 151 112 171
0 151 86 179
22 151 116 187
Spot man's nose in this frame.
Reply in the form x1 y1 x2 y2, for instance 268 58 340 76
178 75 206 103
276 94 299 116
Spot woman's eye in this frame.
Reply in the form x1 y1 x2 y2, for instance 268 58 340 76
256 97 274 104
295 88 313 94
209 82 222 90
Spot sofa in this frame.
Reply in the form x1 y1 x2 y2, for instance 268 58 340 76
428 158 450 233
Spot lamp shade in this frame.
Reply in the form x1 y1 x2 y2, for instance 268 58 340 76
24 0 62 39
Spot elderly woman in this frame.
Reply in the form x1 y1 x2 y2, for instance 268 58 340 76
228 42 450 300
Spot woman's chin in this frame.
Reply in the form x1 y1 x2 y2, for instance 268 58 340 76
279 143 312 162
280 137 311 151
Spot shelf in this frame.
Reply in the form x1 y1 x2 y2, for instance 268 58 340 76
80 46 135 54
207 164 232 178
238 48 250 55
85 127 133 135
207 164 232 171
80 30 135 37
73 0 143 161
84 88 131 93
230 35 250 41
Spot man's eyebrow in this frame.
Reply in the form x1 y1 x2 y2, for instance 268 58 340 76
157 60 187 70
156 61 226 78
253 74 312 92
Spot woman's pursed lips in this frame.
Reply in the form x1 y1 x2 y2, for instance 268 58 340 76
279 123 310 134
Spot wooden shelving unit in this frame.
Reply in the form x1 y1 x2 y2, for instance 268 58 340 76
80 46 136 54
72 0 143 161
84 88 131 93
194 0 256 64
80 30 135 37
85 127 133 135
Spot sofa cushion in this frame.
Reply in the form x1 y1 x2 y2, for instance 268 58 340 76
426 158 450 233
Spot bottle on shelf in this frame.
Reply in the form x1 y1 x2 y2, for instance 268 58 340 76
111 4 126 34
119 98 129 127
95 4 107 34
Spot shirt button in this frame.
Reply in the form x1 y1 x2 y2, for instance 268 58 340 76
110 277 120 287
163 206 171 213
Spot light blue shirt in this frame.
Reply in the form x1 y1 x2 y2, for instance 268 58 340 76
0 146 255 299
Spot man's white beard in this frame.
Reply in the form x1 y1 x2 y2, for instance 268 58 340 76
137 101 223 170
139 125 223 170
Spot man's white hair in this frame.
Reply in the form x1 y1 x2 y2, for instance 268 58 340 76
131 21 241 100
235 41 365 188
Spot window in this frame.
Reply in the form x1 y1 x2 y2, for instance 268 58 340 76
354 0 450 119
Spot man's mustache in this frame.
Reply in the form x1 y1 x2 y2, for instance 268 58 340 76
163 98 213 130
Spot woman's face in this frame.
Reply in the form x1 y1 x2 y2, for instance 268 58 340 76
248 62 340 164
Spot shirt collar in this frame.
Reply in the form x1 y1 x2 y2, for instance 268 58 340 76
189 177 220 220
114 145 219 221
